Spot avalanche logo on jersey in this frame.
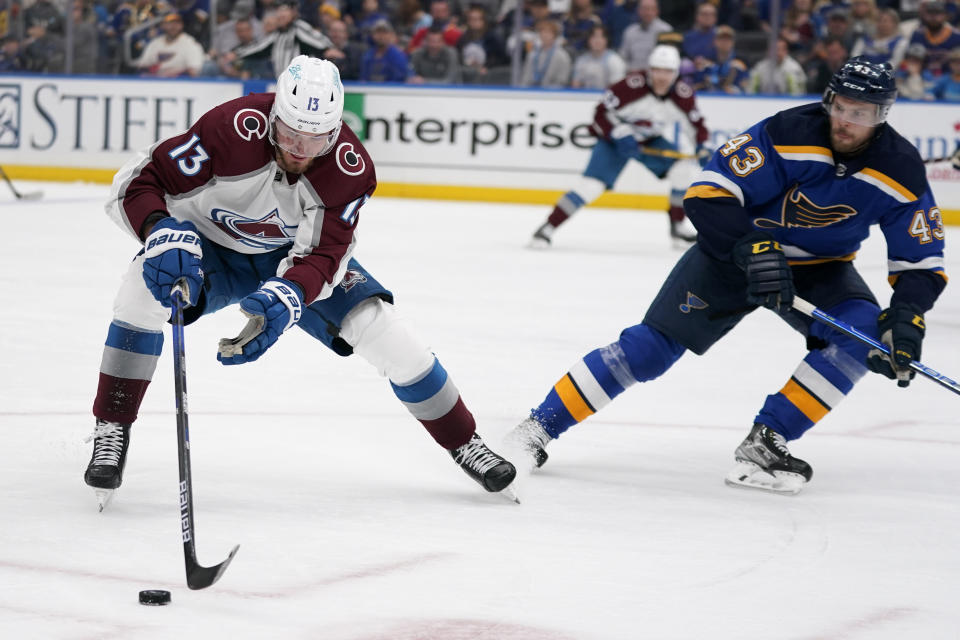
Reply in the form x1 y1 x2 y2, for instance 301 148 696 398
210 208 297 249
336 142 365 176
340 269 367 292
755 185 858 230
233 109 268 141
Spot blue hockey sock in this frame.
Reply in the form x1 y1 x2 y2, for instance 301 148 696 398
94 321 164 423
756 300 872 440
531 324 684 438
390 357 475 449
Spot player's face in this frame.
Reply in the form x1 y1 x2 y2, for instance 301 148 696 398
275 147 315 174
828 95 878 154
272 118 339 173
649 68 675 96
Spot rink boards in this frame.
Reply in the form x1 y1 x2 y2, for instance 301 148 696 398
0 75 957 222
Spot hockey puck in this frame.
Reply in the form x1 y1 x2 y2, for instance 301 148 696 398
138 590 171 606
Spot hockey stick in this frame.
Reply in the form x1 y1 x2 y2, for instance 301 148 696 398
0 166 43 200
638 146 697 160
171 283 239 589
923 152 959 166
792 297 960 397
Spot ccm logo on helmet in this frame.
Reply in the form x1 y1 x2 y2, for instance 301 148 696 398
234 109 269 141
335 142 365 176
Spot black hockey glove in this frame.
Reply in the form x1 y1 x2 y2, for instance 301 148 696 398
951 146 960 171
866 305 925 388
732 232 794 314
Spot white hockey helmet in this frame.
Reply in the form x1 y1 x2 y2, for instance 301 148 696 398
270 55 344 158
648 44 680 77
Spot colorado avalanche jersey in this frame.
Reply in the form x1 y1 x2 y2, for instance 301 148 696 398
684 103 946 311
106 92 374 305
591 71 709 152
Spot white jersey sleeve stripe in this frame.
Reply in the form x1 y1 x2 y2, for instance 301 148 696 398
792 361 845 409
852 171 914 204
568 359 613 411
887 256 946 273
697 170 745 205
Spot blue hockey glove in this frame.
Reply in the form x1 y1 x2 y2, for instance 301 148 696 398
142 217 203 308
217 277 304 365
732 232 795 314
696 144 712 168
866 305 925 388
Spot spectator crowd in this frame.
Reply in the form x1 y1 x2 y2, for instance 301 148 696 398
1 0 959 101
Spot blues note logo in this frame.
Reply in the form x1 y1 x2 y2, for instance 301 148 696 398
0 85 21 149
755 185 857 229
679 292 708 313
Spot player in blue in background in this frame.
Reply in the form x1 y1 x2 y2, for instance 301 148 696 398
506 58 947 494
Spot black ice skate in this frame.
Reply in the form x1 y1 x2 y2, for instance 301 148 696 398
527 222 555 249
84 419 131 511
450 434 517 495
725 423 813 495
503 417 552 471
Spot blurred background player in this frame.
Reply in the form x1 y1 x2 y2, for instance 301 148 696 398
527 44 710 250
84 55 515 509
507 58 946 495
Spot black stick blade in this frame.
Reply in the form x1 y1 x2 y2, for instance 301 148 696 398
186 544 240 590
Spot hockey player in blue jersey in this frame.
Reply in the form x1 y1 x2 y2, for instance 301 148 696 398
505 58 947 494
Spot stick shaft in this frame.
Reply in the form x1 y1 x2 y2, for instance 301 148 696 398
638 146 696 160
793 297 960 396
0 165 24 198
171 285 238 589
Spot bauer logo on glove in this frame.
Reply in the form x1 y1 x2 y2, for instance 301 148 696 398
145 230 202 253
142 217 204 308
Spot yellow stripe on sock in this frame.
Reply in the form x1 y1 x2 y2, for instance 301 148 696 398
554 374 594 423
780 379 829 423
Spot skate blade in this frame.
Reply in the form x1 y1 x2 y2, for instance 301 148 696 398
94 489 116 512
724 462 805 495
500 484 521 504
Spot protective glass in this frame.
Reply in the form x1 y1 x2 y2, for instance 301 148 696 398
827 98 885 127
271 118 339 158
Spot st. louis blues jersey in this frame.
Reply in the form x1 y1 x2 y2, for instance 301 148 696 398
106 92 375 305
684 103 946 311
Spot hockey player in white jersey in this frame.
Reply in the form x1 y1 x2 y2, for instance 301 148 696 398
529 44 711 249
84 55 515 509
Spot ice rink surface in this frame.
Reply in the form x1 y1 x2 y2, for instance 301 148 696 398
1 181 958 639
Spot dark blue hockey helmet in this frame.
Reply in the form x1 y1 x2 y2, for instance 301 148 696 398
823 57 897 125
